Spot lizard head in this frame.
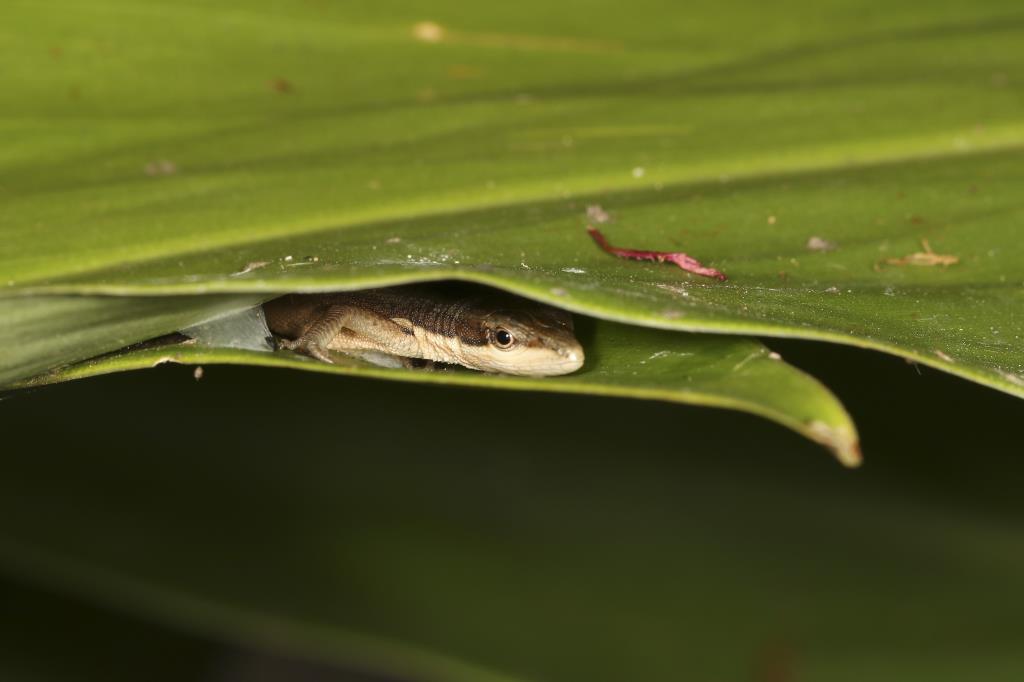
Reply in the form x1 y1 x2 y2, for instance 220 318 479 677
468 304 584 376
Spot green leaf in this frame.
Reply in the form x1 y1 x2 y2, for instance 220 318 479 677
0 294 264 387
3 0 1022 399
14 316 861 466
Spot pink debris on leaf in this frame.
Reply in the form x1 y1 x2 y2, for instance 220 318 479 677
586 225 727 281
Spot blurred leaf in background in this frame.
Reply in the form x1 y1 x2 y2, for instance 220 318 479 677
3 345 1024 681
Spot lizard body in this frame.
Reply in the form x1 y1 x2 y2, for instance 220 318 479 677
264 284 584 376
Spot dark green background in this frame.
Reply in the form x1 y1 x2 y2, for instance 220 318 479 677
2 338 1022 681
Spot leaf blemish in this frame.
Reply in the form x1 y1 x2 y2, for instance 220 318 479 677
412 21 445 42
232 261 269 276
639 350 692 364
268 77 294 93
1000 371 1024 387
807 236 837 252
732 351 761 372
143 159 177 177
586 204 611 224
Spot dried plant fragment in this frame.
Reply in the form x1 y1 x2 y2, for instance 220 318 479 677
233 261 269 276
884 239 959 268
587 226 727 281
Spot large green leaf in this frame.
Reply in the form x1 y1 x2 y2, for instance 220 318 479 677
2 0 1022 398
17 317 861 465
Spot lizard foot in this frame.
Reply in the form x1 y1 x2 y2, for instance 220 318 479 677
277 337 335 364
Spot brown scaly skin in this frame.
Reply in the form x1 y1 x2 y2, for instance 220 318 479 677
264 284 584 376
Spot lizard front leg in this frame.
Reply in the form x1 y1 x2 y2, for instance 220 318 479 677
277 304 419 365
275 304 357 363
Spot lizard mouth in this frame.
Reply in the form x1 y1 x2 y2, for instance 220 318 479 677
481 343 585 377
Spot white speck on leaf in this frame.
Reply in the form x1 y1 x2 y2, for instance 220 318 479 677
807 236 837 252
586 204 611 224
631 166 645 178
655 283 690 297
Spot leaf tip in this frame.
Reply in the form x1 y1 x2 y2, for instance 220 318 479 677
807 420 862 468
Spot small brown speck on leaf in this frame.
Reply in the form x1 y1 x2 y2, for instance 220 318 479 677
269 77 294 93
909 215 926 224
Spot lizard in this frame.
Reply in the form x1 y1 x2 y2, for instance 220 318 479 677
263 284 585 376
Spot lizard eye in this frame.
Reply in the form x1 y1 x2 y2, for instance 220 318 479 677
493 328 515 349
